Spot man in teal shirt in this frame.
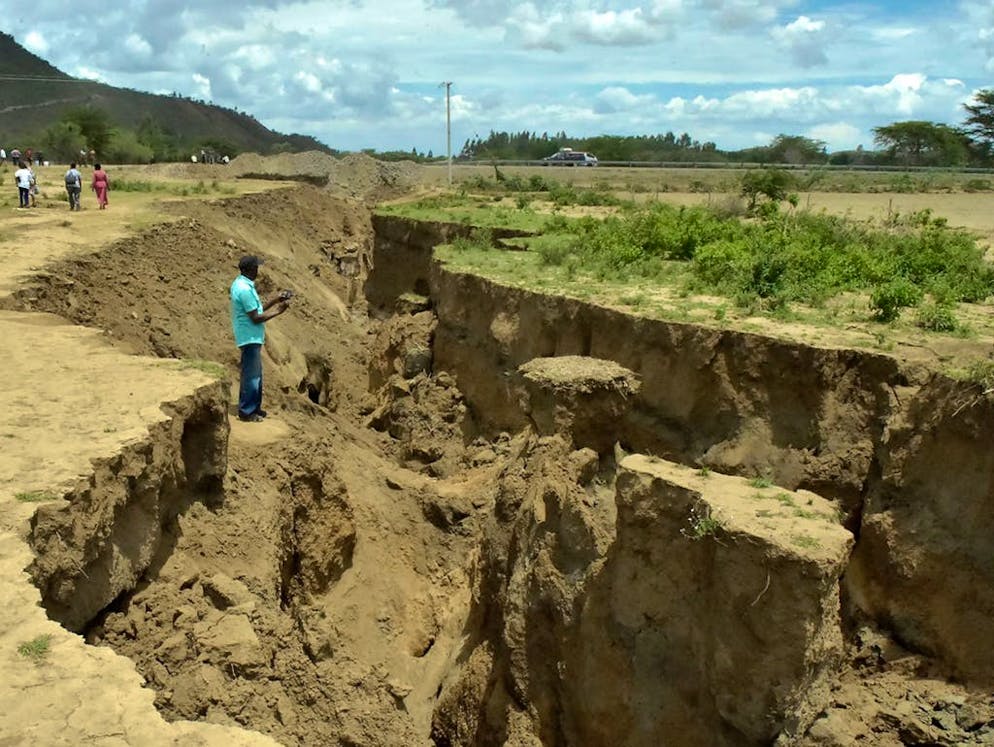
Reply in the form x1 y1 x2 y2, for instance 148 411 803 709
230 255 290 421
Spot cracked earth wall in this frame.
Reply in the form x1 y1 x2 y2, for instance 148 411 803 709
369 213 994 698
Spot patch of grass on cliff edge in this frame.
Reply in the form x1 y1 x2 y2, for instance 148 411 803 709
169 359 229 380
14 490 59 503
17 635 52 662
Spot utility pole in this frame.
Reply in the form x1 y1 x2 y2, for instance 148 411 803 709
440 81 452 185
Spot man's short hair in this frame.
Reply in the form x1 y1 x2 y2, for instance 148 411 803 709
238 255 264 272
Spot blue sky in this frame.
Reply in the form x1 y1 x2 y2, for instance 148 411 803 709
7 0 993 154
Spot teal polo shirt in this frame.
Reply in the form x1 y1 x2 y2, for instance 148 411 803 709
230 274 264 347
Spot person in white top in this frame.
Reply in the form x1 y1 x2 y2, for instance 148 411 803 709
14 161 32 208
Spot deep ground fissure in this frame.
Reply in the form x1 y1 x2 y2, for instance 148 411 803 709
14 185 994 746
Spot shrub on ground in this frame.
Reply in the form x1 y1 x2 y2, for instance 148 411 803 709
556 199 994 318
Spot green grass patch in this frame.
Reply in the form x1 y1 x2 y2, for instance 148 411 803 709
683 503 724 540
176 359 228 379
17 634 52 661
14 490 59 503
791 534 821 550
394 189 994 334
775 492 798 508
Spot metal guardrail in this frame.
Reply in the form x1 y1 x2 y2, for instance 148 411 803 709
446 160 994 174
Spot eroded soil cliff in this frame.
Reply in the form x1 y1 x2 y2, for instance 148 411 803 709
7 183 994 746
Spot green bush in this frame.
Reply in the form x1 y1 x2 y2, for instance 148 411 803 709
963 178 992 193
740 168 795 211
915 301 959 331
870 279 923 321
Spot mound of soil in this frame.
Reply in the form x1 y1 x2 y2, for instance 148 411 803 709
229 151 424 201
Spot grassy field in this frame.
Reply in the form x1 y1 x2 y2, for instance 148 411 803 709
422 162 994 196
380 173 994 374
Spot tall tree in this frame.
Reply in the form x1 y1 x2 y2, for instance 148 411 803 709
62 105 113 157
872 121 969 166
962 88 994 160
767 134 827 164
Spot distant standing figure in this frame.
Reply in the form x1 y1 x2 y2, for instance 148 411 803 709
0 147 6 163
14 161 31 208
65 162 83 211
229 255 291 422
28 164 37 207
91 163 109 209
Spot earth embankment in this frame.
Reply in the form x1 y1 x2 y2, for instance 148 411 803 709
5 177 994 746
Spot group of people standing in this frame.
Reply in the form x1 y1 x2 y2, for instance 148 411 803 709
2 147 43 166
13 161 110 211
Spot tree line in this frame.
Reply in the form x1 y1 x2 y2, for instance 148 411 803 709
38 104 329 164
32 88 994 167
460 89 994 168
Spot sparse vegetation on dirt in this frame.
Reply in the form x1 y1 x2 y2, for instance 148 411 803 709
392 190 994 336
683 503 725 540
17 635 52 661
14 491 59 503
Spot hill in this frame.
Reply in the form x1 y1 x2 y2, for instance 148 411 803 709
0 32 330 159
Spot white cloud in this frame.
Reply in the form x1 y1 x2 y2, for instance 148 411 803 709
192 73 212 100
872 27 916 41
696 0 791 30
851 73 927 116
573 9 658 46
7 0 991 152
594 86 659 114
294 71 323 94
123 33 152 58
74 66 106 82
771 15 828 68
507 4 565 51
23 31 49 55
805 122 862 150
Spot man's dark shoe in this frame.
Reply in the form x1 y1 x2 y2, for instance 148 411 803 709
256 409 268 418
238 413 264 422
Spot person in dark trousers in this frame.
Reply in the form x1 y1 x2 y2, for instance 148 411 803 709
229 255 291 422
65 162 82 211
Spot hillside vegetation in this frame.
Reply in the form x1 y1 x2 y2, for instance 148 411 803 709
0 33 329 161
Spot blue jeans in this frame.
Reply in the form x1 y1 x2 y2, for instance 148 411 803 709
18 187 29 207
238 343 263 418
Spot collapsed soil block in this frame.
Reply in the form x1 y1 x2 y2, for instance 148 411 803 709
517 356 640 453
564 455 854 745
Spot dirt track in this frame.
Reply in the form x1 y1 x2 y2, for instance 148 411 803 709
3 156 994 746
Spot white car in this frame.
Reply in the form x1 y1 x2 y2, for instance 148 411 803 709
542 149 598 166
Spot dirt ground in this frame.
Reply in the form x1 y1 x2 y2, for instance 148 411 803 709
2 155 994 746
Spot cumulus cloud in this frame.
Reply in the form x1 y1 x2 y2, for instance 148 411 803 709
573 9 658 45
74 67 107 82
771 15 828 68
23 31 49 55
805 122 863 150
871 27 916 42
506 4 565 51
695 0 791 30
851 73 927 116
593 86 659 114
192 73 212 100
8 0 990 153
961 0 994 71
